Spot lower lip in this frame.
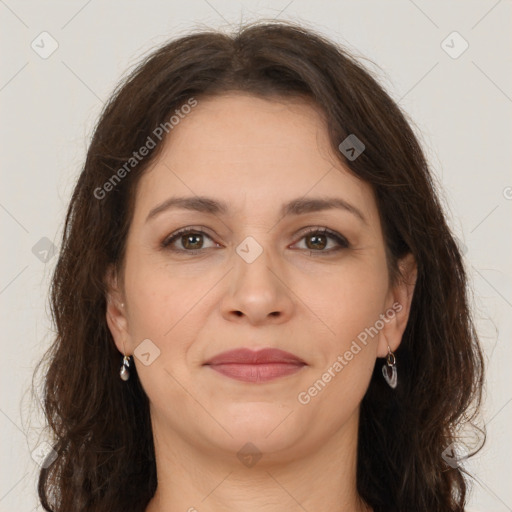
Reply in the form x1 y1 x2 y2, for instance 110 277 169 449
207 363 305 382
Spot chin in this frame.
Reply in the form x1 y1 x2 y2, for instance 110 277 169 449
212 402 302 451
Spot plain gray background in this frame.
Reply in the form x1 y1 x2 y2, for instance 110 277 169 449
1 1 511 511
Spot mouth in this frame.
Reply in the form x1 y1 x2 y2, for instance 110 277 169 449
203 348 306 383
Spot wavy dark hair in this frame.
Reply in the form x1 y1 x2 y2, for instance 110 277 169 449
33 20 485 512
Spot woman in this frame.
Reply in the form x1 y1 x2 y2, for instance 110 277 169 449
34 21 485 512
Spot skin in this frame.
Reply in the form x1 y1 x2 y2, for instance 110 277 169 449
106 93 416 512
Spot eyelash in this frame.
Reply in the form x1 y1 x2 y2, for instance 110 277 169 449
161 226 349 255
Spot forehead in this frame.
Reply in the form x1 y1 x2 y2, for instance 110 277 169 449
132 93 376 223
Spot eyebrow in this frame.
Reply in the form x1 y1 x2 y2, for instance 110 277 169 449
146 195 367 224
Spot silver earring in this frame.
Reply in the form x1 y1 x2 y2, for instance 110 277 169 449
120 354 131 381
382 346 397 389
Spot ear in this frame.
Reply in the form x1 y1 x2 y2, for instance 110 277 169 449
377 253 417 358
104 264 131 355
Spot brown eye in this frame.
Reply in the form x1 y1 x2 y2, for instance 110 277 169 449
162 228 218 253
305 233 328 250
294 228 349 253
181 233 204 250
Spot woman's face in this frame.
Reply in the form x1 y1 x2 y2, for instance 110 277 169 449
107 93 414 464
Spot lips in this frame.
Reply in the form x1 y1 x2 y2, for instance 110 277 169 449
205 348 305 365
204 348 306 383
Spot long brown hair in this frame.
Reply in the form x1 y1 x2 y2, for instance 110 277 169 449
33 20 485 511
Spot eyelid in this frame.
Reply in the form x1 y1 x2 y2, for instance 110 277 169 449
161 225 218 251
292 226 350 250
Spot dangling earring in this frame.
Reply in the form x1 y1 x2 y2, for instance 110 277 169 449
381 345 397 389
120 353 131 381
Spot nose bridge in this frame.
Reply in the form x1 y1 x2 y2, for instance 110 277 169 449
223 231 291 323
233 232 278 296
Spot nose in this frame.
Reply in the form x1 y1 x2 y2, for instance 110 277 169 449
220 242 294 326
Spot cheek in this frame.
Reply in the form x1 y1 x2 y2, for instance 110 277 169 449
297 256 389 347
122 262 202 410
293 264 388 422
123 253 223 376
123 256 197 351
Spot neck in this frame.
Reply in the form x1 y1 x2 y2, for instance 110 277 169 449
144 409 372 512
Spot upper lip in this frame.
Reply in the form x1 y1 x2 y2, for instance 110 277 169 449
204 348 306 366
